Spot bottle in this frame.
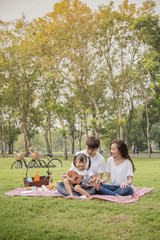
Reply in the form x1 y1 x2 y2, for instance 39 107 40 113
34 171 40 182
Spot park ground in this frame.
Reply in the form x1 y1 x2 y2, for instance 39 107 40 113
0 155 160 240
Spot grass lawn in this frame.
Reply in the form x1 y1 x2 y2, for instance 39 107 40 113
0 156 160 240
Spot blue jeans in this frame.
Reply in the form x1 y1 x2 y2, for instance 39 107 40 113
56 182 96 196
97 184 134 196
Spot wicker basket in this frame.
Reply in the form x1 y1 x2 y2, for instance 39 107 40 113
23 167 52 187
15 153 24 160
30 152 39 160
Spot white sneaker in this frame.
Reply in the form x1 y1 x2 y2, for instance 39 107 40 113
124 195 132 199
80 195 88 199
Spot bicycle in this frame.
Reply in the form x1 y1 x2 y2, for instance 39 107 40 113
27 151 46 168
11 153 29 169
43 153 63 168
11 152 46 169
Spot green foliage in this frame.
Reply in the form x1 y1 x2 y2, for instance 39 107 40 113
0 0 160 153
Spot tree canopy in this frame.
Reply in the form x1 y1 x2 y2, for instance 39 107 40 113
0 0 159 158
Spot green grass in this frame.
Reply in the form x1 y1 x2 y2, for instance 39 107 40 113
0 156 160 240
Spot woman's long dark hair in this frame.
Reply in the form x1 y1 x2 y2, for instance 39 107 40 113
73 153 91 170
110 139 136 171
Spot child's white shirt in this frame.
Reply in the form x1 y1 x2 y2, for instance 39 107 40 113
69 166 94 179
71 150 105 176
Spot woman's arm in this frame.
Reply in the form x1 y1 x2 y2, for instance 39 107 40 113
120 176 133 189
101 172 110 183
97 172 110 183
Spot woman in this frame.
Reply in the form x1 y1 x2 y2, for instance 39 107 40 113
97 139 135 196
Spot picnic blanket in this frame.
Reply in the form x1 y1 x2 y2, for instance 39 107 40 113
5 187 153 203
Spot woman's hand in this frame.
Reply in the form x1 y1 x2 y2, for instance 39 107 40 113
96 179 103 184
120 182 129 189
120 176 133 189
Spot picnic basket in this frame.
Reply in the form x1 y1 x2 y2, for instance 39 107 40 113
23 166 52 187
15 153 24 160
30 151 39 160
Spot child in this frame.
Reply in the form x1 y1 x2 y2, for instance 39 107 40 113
64 153 96 198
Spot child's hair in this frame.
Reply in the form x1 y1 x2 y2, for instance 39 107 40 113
110 139 136 171
73 153 91 170
86 136 100 149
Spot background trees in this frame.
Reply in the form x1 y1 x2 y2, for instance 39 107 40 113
0 0 159 157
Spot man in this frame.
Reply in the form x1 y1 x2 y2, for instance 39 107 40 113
56 136 105 196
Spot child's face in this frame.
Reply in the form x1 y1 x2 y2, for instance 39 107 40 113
76 158 87 170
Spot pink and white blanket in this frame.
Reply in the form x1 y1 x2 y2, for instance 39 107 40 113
5 187 153 203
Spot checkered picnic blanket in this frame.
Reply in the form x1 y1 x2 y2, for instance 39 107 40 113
5 187 153 203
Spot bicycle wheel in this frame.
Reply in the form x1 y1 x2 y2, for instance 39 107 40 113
27 160 36 168
11 160 22 169
37 159 46 168
47 158 63 168
28 159 46 168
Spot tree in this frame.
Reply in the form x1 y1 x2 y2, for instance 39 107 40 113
0 17 41 153
95 0 155 139
133 9 160 100
48 0 106 140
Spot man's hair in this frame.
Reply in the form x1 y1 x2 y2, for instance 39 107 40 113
86 136 100 149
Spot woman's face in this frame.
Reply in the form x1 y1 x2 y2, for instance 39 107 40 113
110 143 121 158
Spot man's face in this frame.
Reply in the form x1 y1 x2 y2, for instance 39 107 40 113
86 146 97 158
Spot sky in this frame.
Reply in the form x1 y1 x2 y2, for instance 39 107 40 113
0 0 160 21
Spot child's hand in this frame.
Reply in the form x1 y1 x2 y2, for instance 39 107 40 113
62 172 67 179
66 174 76 184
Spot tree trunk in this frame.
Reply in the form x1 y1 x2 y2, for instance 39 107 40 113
78 136 82 151
55 112 68 159
84 113 89 139
145 101 151 158
2 140 7 158
63 135 68 160
48 112 52 152
85 92 102 137
71 125 75 154
125 99 134 145
18 93 31 152
0 108 7 157
8 140 13 154
44 127 52 153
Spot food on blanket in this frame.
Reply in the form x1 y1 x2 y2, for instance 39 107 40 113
26 177 33 183
27 187 32 190
46 180 63 190
46 185 53 190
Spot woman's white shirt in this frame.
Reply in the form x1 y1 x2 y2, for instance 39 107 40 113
106 157 134 188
